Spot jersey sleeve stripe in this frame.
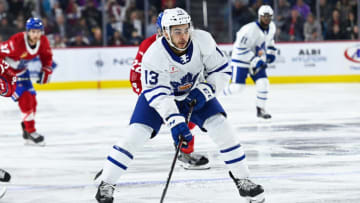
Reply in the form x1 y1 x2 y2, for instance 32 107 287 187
236 47 248 50
165 113 183 121
236 50 250 55
216 47 224 57
142 85 171 94
207 62 228 75
231 59 250 65
148 92 168 104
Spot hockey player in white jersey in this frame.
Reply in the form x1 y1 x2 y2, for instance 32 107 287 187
223 5 277 119
95 8 265 203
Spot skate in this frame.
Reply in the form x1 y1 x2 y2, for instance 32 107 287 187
95 181 115 203
0 169 11 182
178 151 210 170
229 172 265 203
0 186 6 199
21 122 45 146
256 107 271 119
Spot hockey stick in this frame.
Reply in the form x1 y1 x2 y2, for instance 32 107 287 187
252 63 267 75
160 100 196 203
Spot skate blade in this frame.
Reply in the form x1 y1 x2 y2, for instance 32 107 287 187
179 162 211 170
24 140 46 147
0 187 6 199
246 193 265 203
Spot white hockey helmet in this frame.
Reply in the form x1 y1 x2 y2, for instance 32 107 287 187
162 7 193 51
258 5 273 19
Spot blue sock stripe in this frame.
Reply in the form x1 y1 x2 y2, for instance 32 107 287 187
257 91 268 94
257 96 267 100
113 145 133 159
225 154 246 164
107 156 127 170
220 144 241 153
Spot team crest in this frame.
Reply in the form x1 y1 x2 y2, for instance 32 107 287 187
170 72 199 95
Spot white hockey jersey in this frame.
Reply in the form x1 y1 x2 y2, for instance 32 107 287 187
141 30 230 122
231 21 276 69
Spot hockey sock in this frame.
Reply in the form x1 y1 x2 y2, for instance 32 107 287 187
255 78 269 109
18 91 37 133
101 123 152 185
204 114 250 178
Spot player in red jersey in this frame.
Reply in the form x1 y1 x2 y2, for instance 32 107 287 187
0 17 54 146
129 12 209 169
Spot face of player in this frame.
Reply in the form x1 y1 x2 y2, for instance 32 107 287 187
260 14 272 28
27 29 42 45
169 24 190 50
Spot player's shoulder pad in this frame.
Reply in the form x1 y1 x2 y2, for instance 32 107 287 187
192 29 216 55
142 38 167 71
237 22 255 37
269 21 276 35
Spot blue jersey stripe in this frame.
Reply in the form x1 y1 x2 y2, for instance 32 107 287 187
113 145 133 159
208 63 228 75
225 154 246 164
165 113 183 121
231 59 250 65
107 156 127 170
237 50 250 55
148 92 167 104
142 86 171 94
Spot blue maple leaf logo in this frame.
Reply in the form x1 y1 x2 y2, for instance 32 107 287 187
170 72 199 96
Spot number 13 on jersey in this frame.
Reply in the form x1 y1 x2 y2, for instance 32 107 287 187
144 70 159 85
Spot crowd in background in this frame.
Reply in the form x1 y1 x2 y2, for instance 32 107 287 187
0 0 358 48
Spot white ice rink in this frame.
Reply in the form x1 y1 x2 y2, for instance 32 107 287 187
1 83 360 203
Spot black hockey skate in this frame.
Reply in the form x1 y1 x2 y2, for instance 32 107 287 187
256 107 271 119
21 122 45 146
229 171 265 203
178 151 210 170
95 181 115 203
0 169 11 182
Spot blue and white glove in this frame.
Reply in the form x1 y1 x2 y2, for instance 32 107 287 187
167 115 194 153
185 83 215 111
249 57 267 75
266 46 276 64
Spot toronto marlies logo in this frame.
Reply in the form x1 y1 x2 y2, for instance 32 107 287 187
170 72 199 95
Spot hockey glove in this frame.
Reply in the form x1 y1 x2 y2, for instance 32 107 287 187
266 46 276 64
0 60 17 97
130 69 142 95
168 115 194 154
249 57 267 75
185 83 215 111
37 66 52 84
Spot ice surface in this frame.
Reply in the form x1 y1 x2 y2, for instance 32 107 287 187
1 83 360 203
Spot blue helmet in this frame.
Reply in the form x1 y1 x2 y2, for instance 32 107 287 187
156 12 164 30
26 17 44 31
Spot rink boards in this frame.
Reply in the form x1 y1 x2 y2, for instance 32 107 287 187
33 41 360 90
